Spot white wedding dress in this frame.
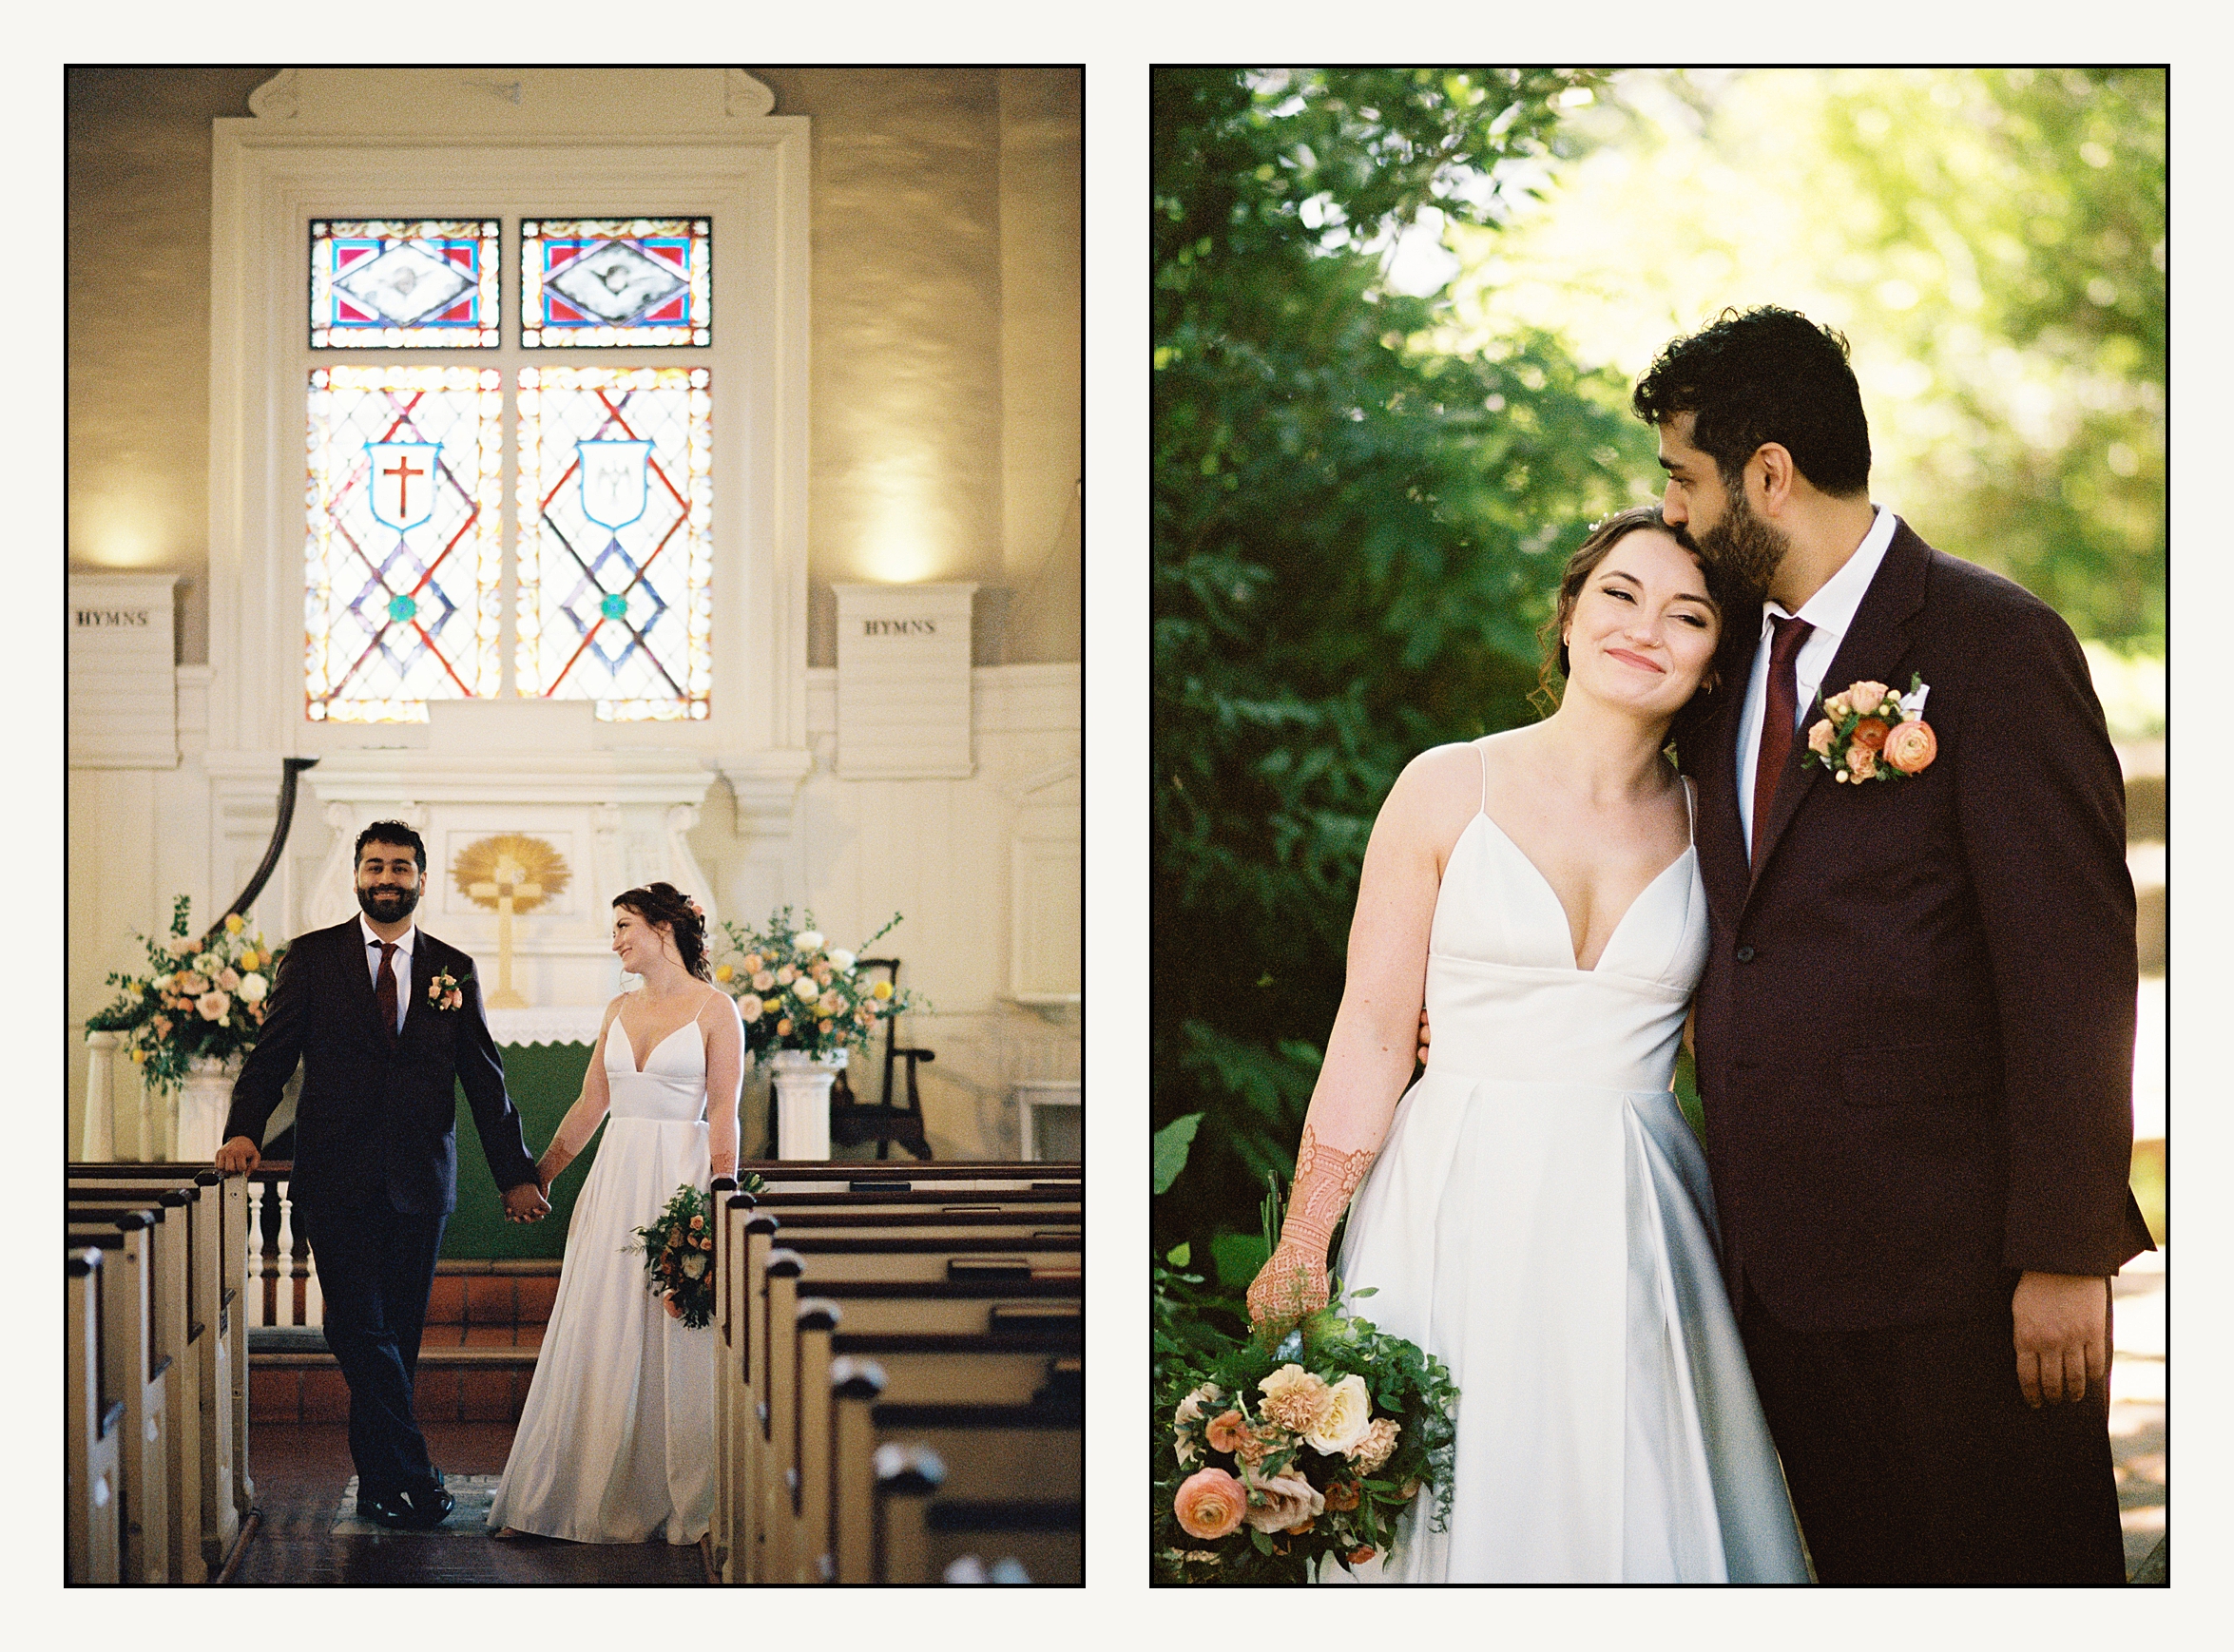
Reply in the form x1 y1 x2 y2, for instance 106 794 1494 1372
487 1018 718 1544
1326 746 1808 1584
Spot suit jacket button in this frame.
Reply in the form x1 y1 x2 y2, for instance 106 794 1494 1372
1735 944 1756 963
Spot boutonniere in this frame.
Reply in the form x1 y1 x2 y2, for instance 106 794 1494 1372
1807 673 1937 783
428 970 466 1011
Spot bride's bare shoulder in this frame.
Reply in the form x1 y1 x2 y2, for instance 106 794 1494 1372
1377 739 1491 844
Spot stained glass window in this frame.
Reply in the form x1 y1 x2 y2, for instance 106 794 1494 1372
521 218 711 347
516 366 713 720
304 366 505 721
310 220 501 348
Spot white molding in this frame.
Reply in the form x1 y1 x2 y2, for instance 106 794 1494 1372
206 71 814 785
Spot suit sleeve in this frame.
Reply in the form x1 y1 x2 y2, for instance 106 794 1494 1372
452 963 539 1192
1951 597 2147 1276
223 933 314 1146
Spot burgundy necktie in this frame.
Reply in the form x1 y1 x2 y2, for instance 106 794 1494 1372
1751 614 1815 864
374 940 399 1038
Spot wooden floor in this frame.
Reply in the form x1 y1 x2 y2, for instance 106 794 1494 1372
227 1420 712 1586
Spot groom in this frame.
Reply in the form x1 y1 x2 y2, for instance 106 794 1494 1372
1636 307 2150 1584
214 820 549 1529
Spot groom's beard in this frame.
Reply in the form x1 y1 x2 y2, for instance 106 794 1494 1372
356 880 422 924
1685 484 1787 601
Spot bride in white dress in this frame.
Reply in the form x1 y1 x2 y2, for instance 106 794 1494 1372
1247 507 1809 1584
488 882 743 1545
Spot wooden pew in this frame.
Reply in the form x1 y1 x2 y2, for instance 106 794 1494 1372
741 1162 1081 1198
69 1165 245 1559
66 1248 125 1585
64 1210 170 1584
872 1443 945 1585
73 1163 252 1525
67 1190 207 1582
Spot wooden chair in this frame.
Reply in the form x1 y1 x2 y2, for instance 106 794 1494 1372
827 959 935 1161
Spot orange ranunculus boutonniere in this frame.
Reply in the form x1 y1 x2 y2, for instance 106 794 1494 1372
1811 674 1935 785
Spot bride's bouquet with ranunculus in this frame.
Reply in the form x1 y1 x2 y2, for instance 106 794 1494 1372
630 1182 722 1328
709 906 921 1065
86 894 289 1094
1152 1287 1458 1585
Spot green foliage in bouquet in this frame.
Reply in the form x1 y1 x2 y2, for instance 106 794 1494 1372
1152 1168 1459 1585
85 895 289 1094
630 1182 718 1329
710 907 922 1064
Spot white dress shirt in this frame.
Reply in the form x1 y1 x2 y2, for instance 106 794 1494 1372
358 913 418 1035
1735 505 1898 847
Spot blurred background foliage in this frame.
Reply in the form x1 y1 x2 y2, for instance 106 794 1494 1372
1150 66 2166 1283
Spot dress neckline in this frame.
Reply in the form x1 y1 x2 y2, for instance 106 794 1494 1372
613 1017 696 1075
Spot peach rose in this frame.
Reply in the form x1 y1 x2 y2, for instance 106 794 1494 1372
177 970 209 997
216 967 241 991
1822 693 1851 720
1881 718 1936 774
1850 717 1890 753
1173 1468 1246 1540
1845 681 1890 717
1204 1410 1249 1454
197 989 231 1021
1846 744 1878 780
1806 719 1835 756
1346 1416 1401 1474
1240 1471 1324 1533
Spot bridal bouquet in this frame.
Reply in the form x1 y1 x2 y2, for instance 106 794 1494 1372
631 1183 720 1328
709 906 920 1064
1152 1291 1459 1585
85 896 289 1094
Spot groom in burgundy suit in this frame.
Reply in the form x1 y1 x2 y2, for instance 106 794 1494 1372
1638 307 2150 1584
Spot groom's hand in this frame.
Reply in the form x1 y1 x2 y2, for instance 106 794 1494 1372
1416 1008 1432 1067
502 1181 551 1223
214 1135 261 1175
2012 1271 2109 1407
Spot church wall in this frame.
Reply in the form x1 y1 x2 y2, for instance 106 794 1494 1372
67 67 1083 1161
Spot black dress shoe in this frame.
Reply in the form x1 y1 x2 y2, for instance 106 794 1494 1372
398 1483 455 1528
359 1489 422 1529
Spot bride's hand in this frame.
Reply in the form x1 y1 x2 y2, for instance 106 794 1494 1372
1246 1244 1329 1334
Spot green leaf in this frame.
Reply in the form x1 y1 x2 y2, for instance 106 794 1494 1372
1209 1230 1271 1289
1165 1241 1192 1268
1151 1111 1204 1195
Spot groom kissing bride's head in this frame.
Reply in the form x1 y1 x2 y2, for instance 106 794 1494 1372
355 820 426 926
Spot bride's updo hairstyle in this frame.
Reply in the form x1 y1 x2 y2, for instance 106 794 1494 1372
1533 503 1750 758
612 882 713 982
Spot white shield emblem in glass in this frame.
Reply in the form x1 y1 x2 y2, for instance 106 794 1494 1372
515 366 713 720
304 366 505 721
310 220 501 348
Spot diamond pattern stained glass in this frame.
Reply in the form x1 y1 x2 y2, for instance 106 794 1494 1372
305 366 504 721
311 220 500 348
517 367 713 720
522 218 710 347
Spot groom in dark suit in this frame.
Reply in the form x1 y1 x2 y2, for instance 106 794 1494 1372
1636 307 2150 1584
214 821 549 1528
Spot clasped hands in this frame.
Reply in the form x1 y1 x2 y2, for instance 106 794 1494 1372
502 1179 551 1223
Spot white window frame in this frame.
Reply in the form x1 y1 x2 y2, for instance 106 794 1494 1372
205 70 811 791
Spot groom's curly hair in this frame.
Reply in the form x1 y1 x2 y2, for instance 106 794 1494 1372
1632 305 1872 498
612 882 713 982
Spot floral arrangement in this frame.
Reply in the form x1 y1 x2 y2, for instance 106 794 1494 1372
709 906 919 1065
427 970 464 1011
1807 672 1937 784
85 896 288 1094
1152 1288 1459 1585
631 1182 720 1328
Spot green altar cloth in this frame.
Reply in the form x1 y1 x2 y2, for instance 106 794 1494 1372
443 1041 596 1259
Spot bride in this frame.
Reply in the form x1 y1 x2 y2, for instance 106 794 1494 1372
1246 506 1809 1584
487 882 743 1545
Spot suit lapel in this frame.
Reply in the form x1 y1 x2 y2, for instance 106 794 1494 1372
403 935 437 1042
1743 520 1931 907
1689 655 1753 915
335 918 393 1046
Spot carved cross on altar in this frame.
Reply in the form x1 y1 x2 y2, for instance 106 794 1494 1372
470 856 541 1008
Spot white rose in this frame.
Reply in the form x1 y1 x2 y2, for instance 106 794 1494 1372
793 977 819 1003
238 972 268 1005
196 989 231 1022
682 1252 707 1278
165 936 197 959
795 930 824 952
737 993 764 1021
1302 1373 1375 1455
194 952 222 976
151 973 175 992
826 948 856 972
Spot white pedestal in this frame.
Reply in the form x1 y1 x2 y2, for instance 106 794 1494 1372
771 1049 845 1160
81 1030 121 1161
1011 1079 1082 1162
177 1055 241 1162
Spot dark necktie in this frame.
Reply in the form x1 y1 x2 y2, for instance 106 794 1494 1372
1751 614 1815 864
373 939 399 1038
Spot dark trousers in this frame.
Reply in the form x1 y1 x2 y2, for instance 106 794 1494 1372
1739 1281 2127 1585
299 1192 448 1498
